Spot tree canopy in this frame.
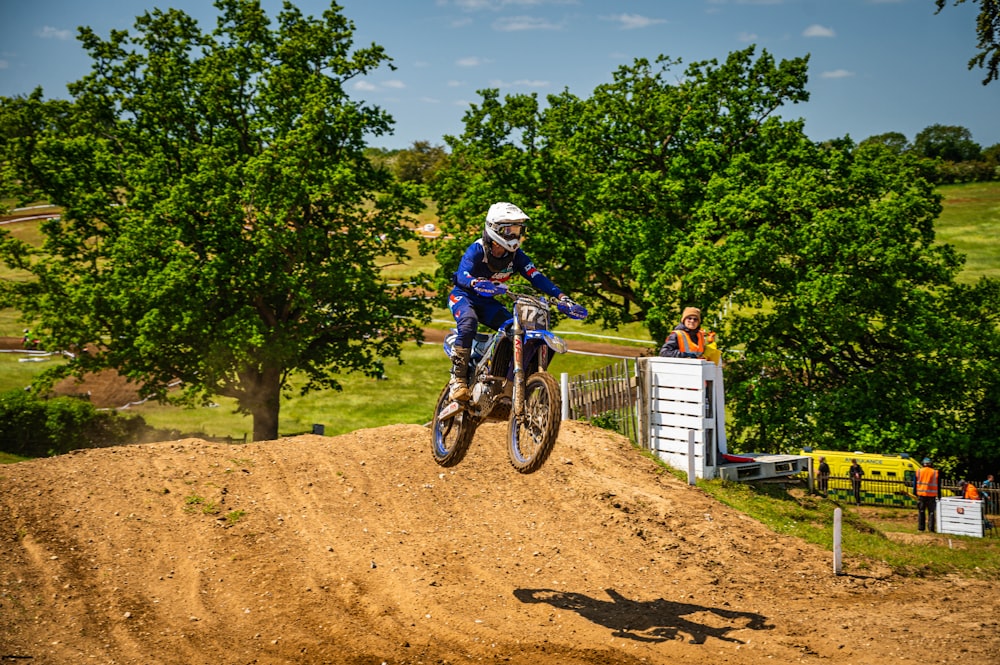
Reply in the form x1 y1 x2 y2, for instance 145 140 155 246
912 123 983 161
429 46 1000 472
936 0 1000 85
0 0 430 441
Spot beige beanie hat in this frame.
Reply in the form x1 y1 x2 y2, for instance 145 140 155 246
681 307 701 323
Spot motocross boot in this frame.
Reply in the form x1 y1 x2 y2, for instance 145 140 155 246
449 346 472 402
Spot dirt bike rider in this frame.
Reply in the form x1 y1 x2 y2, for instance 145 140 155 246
447 201 586 402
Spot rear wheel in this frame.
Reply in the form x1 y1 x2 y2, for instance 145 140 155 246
431 383 476 467
507 372 561 474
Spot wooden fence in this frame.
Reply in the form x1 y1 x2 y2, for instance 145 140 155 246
565 359 639 443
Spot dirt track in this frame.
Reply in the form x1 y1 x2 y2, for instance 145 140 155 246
2 421 999 665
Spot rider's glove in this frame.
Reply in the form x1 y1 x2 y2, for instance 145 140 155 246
556 294 588 320
471 279 507 297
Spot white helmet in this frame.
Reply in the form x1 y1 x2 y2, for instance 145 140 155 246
484 202 529 252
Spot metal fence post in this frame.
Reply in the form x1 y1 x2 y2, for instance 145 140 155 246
833 508 843 575
561 372 569 421
687 430 696 486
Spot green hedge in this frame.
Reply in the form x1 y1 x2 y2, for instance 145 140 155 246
933 160 999 184
0 389 148 457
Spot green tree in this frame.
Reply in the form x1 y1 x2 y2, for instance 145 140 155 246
429 47 1000 466
982 142 1000 165
859 131 911 154
701 139 1000 462
0 0 430 441
936 0 1000 84
432 48 812 341
912 124 982 161
392 141 449 185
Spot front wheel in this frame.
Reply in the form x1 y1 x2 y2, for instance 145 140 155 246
507 372 561 474
431 383 476 467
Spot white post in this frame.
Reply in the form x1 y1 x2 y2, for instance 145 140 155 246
560 372 569 421
833 508 843 575
687 429 696 485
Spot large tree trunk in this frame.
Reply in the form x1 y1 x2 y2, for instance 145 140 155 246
251 394 280 442
243 364 282 442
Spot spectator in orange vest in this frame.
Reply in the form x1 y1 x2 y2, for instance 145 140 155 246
659 307 715 359
960 480 981 501
914 457 940 532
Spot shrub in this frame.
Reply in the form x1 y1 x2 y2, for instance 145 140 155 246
0 389 149 457
932 160 999 184
0 390 51 456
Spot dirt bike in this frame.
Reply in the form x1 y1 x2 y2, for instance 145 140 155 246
430 287 587 474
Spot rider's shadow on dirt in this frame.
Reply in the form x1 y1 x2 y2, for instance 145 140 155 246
513 587 772 644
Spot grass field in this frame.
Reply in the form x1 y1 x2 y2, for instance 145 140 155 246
935 182 1000 283
0 336 629 440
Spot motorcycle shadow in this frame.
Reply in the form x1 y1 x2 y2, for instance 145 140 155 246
512 587 772 645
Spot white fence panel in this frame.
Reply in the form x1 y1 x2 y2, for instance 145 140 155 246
650 385 703 404
640 357 726 479
938 497 985 538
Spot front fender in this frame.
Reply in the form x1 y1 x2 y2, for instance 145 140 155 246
525 329 568 354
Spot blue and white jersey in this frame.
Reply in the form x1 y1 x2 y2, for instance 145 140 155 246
452 239 562 302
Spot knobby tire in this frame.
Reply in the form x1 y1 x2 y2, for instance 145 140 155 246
507 371 561 474
431 383 476 467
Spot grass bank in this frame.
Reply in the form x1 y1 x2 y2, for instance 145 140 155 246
697 472 1000 579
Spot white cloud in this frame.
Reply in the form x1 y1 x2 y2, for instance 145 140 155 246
353 79 407 92
0 60 8 70
457 56 488 67
738 31 758 43
37 26 73 40
447 79 465 87
605 13 666 30
821 69 854 79
487 78 551 89
494 16 562 31
445 0 491 9
803 24 835 38
444 0 578 10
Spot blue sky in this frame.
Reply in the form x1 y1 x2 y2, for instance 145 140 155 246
1 0 997 151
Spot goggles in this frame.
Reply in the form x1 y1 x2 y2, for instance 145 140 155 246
497 223 524 241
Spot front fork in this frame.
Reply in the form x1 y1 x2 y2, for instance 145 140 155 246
512 319 524 416
512 324 552 418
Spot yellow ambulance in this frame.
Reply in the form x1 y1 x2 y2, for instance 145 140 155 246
800 448 925 506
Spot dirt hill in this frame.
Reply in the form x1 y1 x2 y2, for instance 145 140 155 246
2 421 998 665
